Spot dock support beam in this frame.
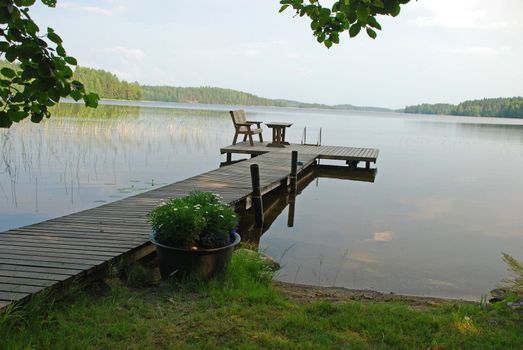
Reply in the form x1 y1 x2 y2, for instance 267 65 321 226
290 151 298 193
250 164 264 227
226 153 232 163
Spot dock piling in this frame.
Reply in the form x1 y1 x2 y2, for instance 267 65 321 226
290 151 298 193
250 164 264 227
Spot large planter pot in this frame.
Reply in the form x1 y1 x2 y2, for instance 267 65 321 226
151 232 241 279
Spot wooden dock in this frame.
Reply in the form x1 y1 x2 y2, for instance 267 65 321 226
0 142 379 311
221 141 379 168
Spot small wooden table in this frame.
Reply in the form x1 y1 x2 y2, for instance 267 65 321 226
266 122 292 147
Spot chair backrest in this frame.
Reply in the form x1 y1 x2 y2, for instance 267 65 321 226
230 110 246 126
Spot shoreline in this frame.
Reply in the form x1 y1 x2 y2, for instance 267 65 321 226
273 281 477 306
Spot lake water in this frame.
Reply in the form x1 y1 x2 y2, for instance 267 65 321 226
1 101 522 300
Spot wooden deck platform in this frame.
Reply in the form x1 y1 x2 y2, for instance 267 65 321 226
0 142 379 311
221 141 379 168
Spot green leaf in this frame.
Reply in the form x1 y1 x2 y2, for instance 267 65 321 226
56 45 66 57
391 3 401 17
31 112 44 123
14 0 36 6
71 80 84 91
349 23 361 37
324 39 333 48
8 109 28 122
368 16 382 30
64 56 77 65
356 7 369 23
0 112 13 128
279 4 289 13
84 92 99 108
5 46 18 62
1 68 16 79
366 27 377 39
70 89 82 101
47 31 62 45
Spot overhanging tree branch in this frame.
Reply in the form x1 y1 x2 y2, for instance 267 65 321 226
0 0 98 128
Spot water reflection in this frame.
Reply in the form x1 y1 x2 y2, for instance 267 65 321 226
0 103 232 231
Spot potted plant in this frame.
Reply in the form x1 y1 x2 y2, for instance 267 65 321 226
148 191 240 279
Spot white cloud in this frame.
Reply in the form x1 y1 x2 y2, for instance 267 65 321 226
102 46 145 62
372 231 394 242
449 46 511 56
97 46 144 80
58 1 125 16
412 0 509 29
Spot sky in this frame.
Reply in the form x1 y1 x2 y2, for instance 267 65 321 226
31 0 523 109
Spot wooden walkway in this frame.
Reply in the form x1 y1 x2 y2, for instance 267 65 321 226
0 142 378 311
221 142 379 167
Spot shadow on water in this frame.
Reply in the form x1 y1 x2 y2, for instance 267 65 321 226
237 165 377 246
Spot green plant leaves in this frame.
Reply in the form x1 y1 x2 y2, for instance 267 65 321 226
366 27 377 39
0 3 99 127
349 23 361 38
1 67 16 78
64 56 77 65
279 0 411 46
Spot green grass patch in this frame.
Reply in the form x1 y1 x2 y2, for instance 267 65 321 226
1 249 522 349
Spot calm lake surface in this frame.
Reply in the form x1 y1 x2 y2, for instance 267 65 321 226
1 101 522 300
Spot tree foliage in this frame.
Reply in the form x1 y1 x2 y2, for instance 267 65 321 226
405 97 523 118
142 85 287 106
0 0 98 128
279 0 412 47
73 67 141 101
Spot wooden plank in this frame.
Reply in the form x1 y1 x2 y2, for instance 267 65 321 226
0 235 141 249
0 258 95 271
0 276 61 287
0 284 44 294
12 228 150 241
0 291 28 302
0 270 71 281
0 244 124 257
0 264 81 276
0 250 106 264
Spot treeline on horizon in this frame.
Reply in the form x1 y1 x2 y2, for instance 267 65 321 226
2 61 520 118
70 66 390 111
73 67 287 107
404 97 523 118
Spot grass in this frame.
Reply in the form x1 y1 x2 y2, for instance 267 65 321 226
1 249 522 350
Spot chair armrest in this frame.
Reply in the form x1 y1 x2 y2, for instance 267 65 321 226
246 120 263 125
235 123 252 127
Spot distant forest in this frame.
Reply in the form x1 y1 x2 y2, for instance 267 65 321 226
141 85 285 106
404 97 523 118
2 61 520 118
70 66 390 112
73 67 142 100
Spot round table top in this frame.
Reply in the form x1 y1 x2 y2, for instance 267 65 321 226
265 122 293 127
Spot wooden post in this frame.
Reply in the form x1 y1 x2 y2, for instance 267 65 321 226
226 153 232 163
290 151 298 193
250 164 264 227
287 193 296 227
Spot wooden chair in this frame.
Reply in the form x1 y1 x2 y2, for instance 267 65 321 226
229 110 263 146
